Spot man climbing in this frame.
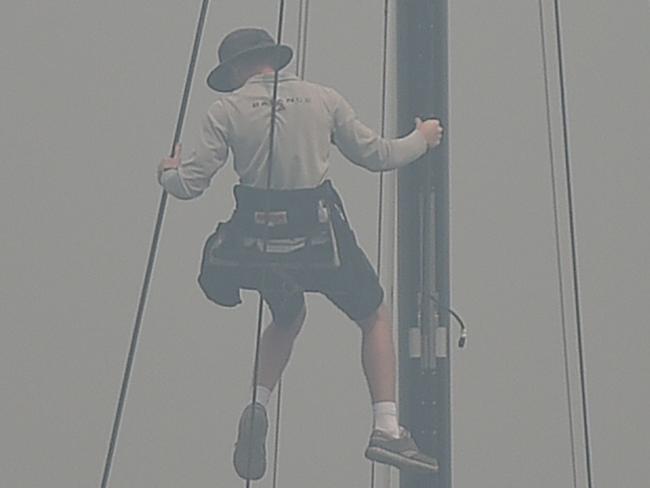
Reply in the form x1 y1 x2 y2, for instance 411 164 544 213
158 28 443 480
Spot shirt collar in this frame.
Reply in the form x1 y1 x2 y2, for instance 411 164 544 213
247 72 299 85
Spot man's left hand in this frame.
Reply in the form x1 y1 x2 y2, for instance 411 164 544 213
158 144 182 177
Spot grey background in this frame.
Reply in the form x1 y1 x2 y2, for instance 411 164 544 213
1 1 648 487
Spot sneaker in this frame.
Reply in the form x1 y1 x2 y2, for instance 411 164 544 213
233 403 268 480
365 427 439 474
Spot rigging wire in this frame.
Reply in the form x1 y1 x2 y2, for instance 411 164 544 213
299 0 310 81
375 0 390 276
271 379 283 488
539 1 595 486
294 0 304 79
371 1 390 486
97 2 211 487
552 2 595 486
270 4 311 488
246 1 287 488
555 7 595 488
536 1 579 487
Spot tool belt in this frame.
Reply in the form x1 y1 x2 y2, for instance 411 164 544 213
201 180 343 272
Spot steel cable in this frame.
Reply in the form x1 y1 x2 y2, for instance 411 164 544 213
98 1 211 487
375 0 390 277
246 2 287 488
536 1 579 486
269 4 311 488
371 1 391 486
538 1 595 487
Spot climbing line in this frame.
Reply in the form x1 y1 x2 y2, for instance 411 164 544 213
294 0 304 78
270 3 311 488
246 1 287 488
553 0 595 484
371 1 391 487
375 0 390 278
299 0 310 81
539 1 595 487
271 379 284 488
98 1 211 487
536 1 579 487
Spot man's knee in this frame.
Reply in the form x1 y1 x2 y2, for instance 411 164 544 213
355 302 390 333
287 304 307 332
272 301 306 335
264 286 306 329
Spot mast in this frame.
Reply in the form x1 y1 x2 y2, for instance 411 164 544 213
396 1 451 488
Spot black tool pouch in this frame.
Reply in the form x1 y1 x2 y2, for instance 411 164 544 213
198 181 343 305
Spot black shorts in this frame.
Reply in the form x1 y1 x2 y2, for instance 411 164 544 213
198 184 384 325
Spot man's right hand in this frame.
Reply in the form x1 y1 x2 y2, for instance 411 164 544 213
415 117 444 149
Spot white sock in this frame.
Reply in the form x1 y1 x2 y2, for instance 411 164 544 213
252 385 272 408
372 401 400 439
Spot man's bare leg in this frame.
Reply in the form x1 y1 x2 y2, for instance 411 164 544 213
234 305 306 481
256 305 307 392
356 302 396 403
357 302 439 473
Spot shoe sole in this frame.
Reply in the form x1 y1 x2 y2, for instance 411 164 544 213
365 446 439 474
233 406 268 481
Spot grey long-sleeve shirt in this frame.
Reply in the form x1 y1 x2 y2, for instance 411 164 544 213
159 72 427 199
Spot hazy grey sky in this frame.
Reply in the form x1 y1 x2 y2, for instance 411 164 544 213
1 1 648 487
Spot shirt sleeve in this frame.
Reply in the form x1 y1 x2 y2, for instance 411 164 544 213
159 101 230 200
329 89 428 172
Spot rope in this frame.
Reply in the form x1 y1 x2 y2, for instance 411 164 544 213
539 1 595 487
299 0 310 81
271 379 283 488
536 1 578 486
269 4 311 488
246 2 287 488
375 0 390 277
294 0 304 79
371 1 391 486
98 1 211 487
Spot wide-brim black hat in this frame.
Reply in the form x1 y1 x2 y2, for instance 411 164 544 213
207 28 293 93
